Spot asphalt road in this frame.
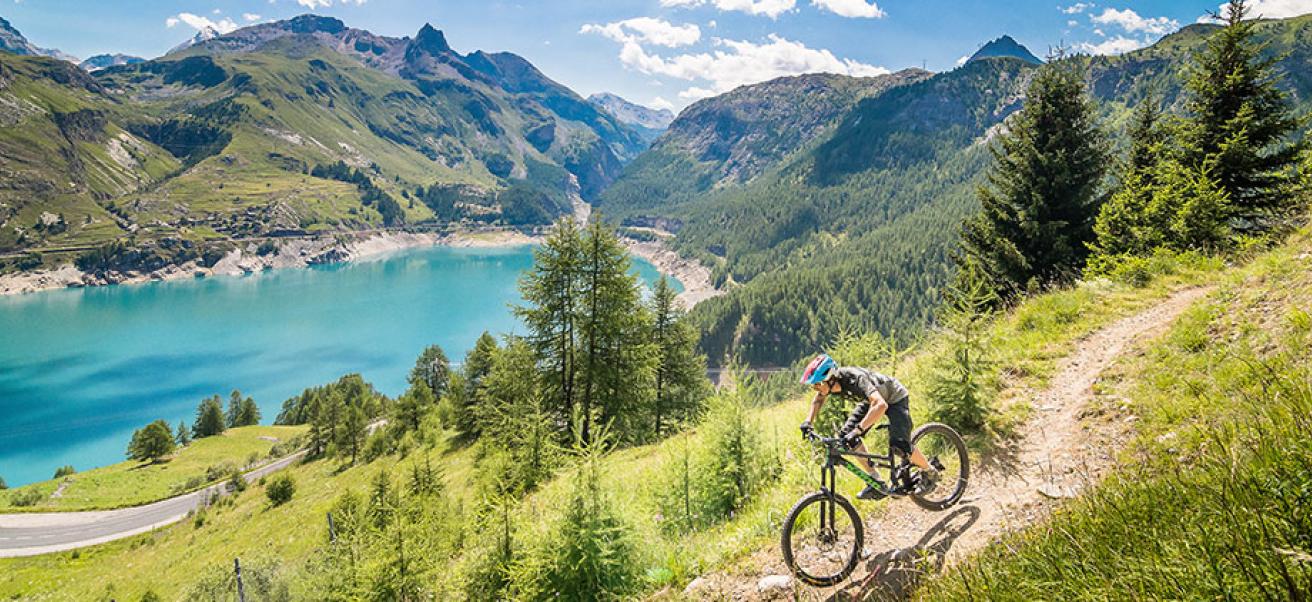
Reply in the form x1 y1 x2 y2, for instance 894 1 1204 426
0 450 307 558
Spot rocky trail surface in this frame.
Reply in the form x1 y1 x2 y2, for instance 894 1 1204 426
682 286 1213 601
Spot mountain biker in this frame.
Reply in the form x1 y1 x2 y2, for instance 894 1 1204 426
799 354 938 500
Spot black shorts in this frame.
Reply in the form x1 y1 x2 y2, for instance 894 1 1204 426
839 398 913 455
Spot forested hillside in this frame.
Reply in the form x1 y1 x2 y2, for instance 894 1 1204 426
600 15 1312 366
0 14 646 273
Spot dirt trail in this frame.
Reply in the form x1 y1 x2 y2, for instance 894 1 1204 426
685 286 1213 601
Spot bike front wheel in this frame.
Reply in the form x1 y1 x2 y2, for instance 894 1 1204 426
780 491 863 587
909 422 970 511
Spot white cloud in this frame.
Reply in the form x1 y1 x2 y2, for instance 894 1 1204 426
1067 19 1079 27
812 0 885 18
212 8 221 14
1091 8 1178 35
166 12 238 34
243 13 262 22
1078 35 1145 55
650 96 676 111
1062 2 1094 14
955 55 969 66
660 0 797 19
297 0 368 7
1207 0 1312 19
580 17 702 48
604 33 888 99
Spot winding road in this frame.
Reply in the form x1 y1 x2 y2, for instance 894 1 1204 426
0 450 306 558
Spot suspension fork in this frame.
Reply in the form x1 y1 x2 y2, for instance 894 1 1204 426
821 455 837 532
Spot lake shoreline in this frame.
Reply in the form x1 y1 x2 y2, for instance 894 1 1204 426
0 228 721 308
0 228 545 298
621 237 724 309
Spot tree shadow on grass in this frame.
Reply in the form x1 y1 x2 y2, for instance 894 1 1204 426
825 504 982 601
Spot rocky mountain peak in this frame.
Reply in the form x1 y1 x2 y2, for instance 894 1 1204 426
587 93 675 130
412 24 451 55
968 35 1042 65
282 14 346 35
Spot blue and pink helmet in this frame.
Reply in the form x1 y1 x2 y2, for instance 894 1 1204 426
800 354 837 385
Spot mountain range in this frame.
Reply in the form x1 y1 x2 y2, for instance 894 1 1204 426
4 13 1311 365
599 17 1312 364
79 54 146 72
0 14 648 267
0 15 76 63
587 92 674 144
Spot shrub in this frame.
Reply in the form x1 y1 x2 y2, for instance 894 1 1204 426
53 465 76 479
266 473 295 506
226 469 247 494
8 487 44 507
205 462 237 482
0 476 6 490
256 241 278 256
184 555 290 602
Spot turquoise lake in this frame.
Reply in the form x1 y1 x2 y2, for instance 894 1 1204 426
0 245 678 488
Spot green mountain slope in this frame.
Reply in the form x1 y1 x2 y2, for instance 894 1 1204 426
0 14 647 265
601 16 1312 366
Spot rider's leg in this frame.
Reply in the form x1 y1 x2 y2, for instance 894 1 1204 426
887 398 932 470
908 447 931 470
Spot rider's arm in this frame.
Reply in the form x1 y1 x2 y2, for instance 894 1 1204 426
806 390 827 424
857 391 889 432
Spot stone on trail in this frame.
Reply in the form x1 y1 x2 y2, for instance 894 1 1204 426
1037 482 1081 499
683 576 710 596
757 574 793 593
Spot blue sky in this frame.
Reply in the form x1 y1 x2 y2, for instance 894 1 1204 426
4 0 1311 111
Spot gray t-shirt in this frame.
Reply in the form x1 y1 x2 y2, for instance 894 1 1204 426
830 366 909 405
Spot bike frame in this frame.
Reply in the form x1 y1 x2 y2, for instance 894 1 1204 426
812 425 909 533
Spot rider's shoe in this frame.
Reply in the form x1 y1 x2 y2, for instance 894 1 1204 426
857 474 889 500
913 468 942 495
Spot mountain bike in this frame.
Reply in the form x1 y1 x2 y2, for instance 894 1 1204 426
780 422 969 586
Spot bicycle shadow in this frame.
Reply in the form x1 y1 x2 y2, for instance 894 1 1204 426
824 505 982 602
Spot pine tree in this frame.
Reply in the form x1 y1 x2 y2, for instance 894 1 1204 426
515 219 584 435
513 438 636 600
408 345 450 398
1125 91 1166 179
192 395 226 438
1182 0 1305 220
235 397 261 427
575 220 655 444
226 390 244 428
340 403 367 465
928 262 998 432
456 332 499 438
175 420 191 446
393 381 436 434
127 419 177 463
648 276 710 439
960 60 1108 297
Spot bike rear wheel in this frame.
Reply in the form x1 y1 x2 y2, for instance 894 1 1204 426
780 491 863 587
908 422 969 511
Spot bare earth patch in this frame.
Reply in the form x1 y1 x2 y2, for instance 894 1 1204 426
683 286 1213 601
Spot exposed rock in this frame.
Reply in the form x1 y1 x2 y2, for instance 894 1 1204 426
757 574 793 593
